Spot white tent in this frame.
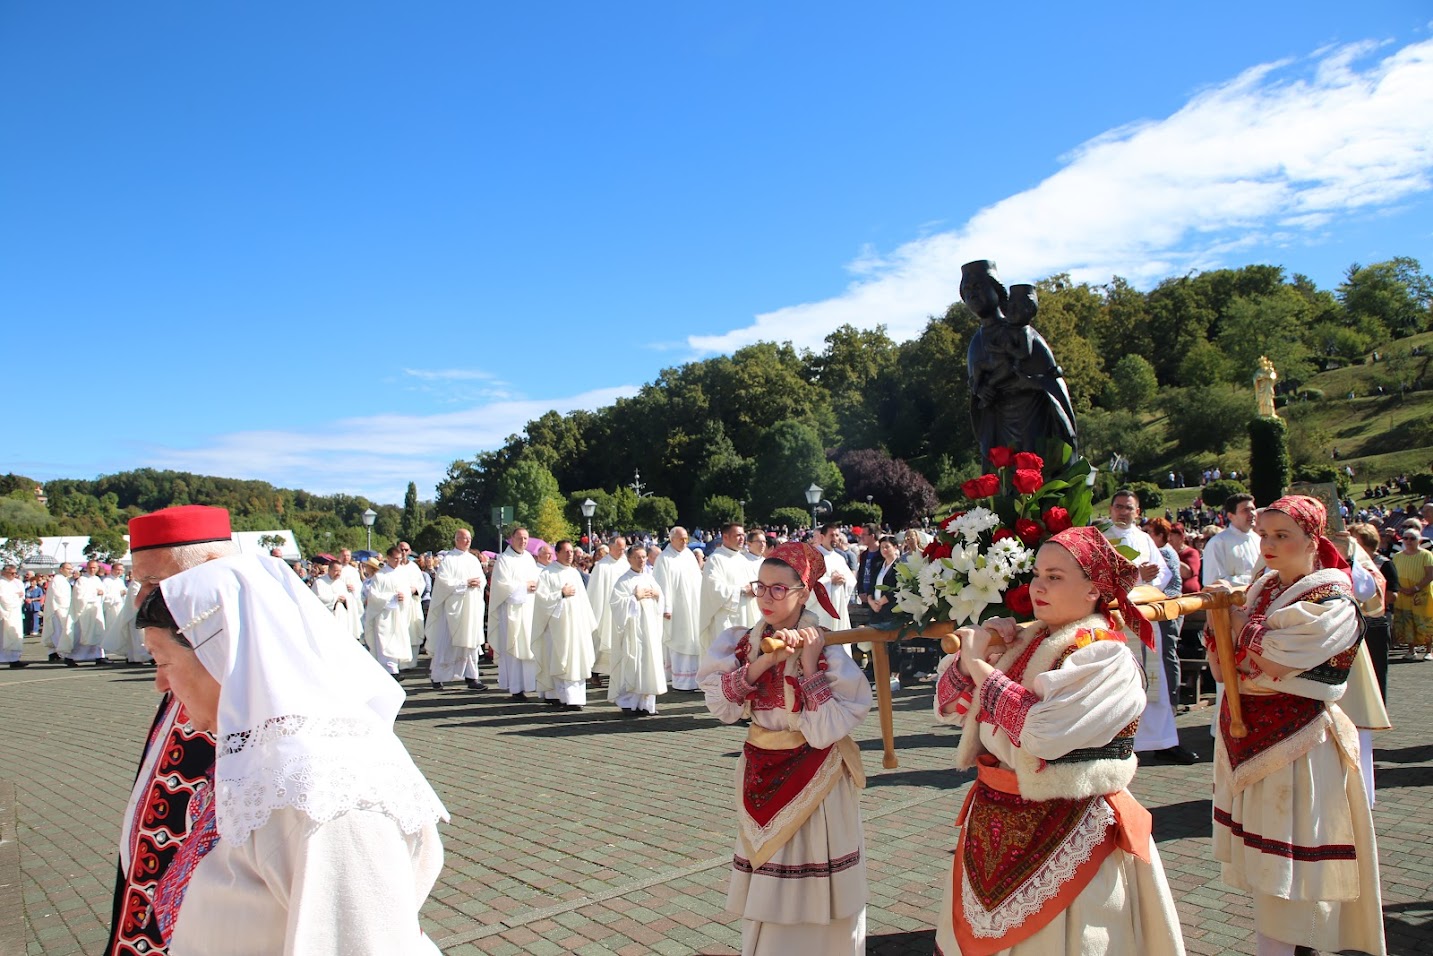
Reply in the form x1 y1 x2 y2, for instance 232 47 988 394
230 530 302 562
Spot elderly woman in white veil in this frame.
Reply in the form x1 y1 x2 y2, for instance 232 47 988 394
135 552 449 955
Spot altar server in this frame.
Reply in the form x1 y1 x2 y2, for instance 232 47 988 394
364 546 415 677
585 535 626 680
608 545 666 716
70 559 109 663
425 528 488 691
700 523 760 652
533 540 598 709
654 526 703 689
488 527 540 699
698 541 872 955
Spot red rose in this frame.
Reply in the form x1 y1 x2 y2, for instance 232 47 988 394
988 446 1015 468
1011 468 1043 495
1042 506 1072 534
1014 452 1044 472
1014 518 1043 545
961 474 1000 500
992 528 1016 544
922 540 953 560
1003 583 1033 618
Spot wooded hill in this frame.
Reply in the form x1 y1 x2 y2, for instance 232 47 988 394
4 257 1430 551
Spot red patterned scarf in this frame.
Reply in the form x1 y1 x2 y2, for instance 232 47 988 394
765 541 840 620
1048 526 1155 649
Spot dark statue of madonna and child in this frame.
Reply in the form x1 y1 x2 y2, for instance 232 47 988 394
962 259 1079 468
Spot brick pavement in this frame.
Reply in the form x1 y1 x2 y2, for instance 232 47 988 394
1 636 1430 955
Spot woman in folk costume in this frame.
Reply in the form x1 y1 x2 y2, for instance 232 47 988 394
1205 495 1385 956
931 526 1185 956
135 553 449 955
696 541 872 955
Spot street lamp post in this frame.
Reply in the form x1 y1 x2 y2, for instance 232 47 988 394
581 498 597 544
362 508 377 551
805 483 823 532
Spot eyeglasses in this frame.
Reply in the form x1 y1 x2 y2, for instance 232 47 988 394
752 582 803 600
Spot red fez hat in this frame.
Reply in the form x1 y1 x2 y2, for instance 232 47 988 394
128 505 232 552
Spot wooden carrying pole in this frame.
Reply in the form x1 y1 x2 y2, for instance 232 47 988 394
761 586 1247 770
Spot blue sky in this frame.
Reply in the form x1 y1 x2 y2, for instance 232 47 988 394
3 3 1431 503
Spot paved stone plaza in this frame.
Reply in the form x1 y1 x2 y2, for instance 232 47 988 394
2 639 1430 956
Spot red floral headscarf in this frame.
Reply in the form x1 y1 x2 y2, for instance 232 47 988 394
764 541 840 620
1265 494 1351 580
1047 526 1155 649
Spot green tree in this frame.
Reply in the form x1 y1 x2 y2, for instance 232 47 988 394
413 516 471 555
769 506 814 532
1031 277 1108 410
532 496 577 544
633 496 678 533
85 528 130 561
1101 354 1159 411
400 482 423 541
1078 409 1162 474
750 420 842 520
1162 387 1253 455
1215 288 1317 385
1177 338 1231 387
1339 257 1432 339
701 495 745 528
494 458 563 529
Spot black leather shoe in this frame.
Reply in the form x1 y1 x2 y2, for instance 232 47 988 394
509 692 528 702
431 681 444 690
8 661 29 669
545 698 563 707
563 704 583 711
465 679 487 691
48 652 60 662
1159 745 1200 765
64 659 78 668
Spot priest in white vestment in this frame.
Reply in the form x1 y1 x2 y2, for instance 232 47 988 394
807 526 854 639
41 564 73 659
654 527 703 690
533 540 598 708
70 560 109 663
364 547 415 676
699 523 760 652
102 576 148 663
396 550 426 659
102 564 128 628
487 527 540 699
425 529 488 690
608 545 666 715
311 559 356 629
585 535 626 679
338 550 365 639
0 565 25 667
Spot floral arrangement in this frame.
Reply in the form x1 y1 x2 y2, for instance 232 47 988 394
889 443 1096 627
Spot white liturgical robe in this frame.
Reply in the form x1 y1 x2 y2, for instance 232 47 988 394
0 577 24 662
70 572 107 661
608 568 666 713
699 545 759 651
339 564 364 638
365 565 414 673
585 554 624 675
487 547 539 693
101 579 147 662
807 548 853 633
533 562 598 705
41 574 72 654
426 548 487 685
654 544 702 689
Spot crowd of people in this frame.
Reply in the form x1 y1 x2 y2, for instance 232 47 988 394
3 487 1426 955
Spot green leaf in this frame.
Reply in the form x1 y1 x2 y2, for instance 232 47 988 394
1114 544 1141 561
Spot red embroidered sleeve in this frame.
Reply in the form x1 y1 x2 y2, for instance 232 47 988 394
977 670 1040 747
937 661 975 718
798 672 834 709
720 665 756 703
1238 617 1268 659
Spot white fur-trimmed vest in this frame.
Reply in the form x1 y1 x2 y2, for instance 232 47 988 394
953 613 1141 802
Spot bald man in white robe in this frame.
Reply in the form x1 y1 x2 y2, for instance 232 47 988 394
41 564 73 660
585 536 625 683
426 529 488 690
608 546 666 715
487 528 540 700
533 540 598 708
337 550 364 639
654 527 703 690
70 561 108 663
699 523 759 652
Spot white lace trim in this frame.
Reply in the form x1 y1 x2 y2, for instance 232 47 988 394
214 714 448 845
961 796 1115 939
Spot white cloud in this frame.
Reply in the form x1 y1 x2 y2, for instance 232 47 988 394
144 386 639 503
689 35 1433 355
401 367 501 382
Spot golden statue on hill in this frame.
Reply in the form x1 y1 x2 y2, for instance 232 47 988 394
1254 355 1278 418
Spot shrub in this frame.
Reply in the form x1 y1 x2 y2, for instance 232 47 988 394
840 500 883 528
1202 479 1250 511
1124 481 1163 512
1411 473 1433 497
768 506 814 532
1292 464 1351 497
700 495 745 529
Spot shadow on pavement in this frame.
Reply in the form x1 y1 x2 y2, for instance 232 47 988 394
1150 799 1212 842
868 928 937 954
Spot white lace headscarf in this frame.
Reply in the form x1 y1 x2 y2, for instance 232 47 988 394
159 553 448 845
